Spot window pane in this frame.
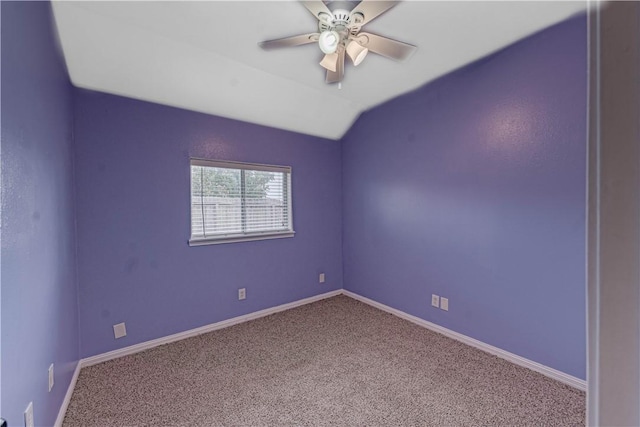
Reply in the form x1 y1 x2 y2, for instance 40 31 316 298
191 166 242 237
245 170 287 232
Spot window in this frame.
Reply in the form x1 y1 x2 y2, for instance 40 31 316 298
189 159 294 245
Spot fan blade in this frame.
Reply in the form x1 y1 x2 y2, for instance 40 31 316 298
326 48 345 83
350 1 397 25
301 1 332 20
259 33 320 50
357 32 416 61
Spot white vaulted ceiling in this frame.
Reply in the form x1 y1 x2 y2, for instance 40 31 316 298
52 1 587 140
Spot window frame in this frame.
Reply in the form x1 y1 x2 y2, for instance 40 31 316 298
188 158 295 246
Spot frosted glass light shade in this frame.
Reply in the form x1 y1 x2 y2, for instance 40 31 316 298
346 40 368 66
319 53 339 72
319 30 340 54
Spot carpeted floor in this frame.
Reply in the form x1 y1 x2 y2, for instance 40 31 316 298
63 295 585 426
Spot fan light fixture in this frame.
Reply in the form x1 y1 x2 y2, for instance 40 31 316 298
346 40 368 66
319 52 339 72
318 30 340 54
258 1 417 84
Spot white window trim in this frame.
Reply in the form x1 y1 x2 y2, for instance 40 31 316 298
189 231 295 246
189 158 295 246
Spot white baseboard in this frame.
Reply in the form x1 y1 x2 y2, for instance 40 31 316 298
54 290 340 423
54 361 81 427
80 289 342 368
342 290 586 391
56 287 584 424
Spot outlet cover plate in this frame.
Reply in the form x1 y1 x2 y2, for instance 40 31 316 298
48 363 54 392
238 288 246 300
24 402 34 427
440 297 449 311
113 322 127 339
319 273 325 283
431 294 440 308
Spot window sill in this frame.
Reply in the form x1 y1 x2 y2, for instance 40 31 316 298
189 231 295 246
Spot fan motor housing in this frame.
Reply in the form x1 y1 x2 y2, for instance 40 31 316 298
318 8 362 39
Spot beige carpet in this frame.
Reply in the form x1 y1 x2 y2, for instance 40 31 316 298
63 295 585 426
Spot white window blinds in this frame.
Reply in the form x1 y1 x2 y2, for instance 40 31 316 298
190 159 294 245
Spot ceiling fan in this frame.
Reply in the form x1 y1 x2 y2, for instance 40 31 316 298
259 1 417 84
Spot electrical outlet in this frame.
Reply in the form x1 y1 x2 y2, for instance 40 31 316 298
319 273 325 284
238 288 246 300
48 363 54 392
440 297 449 311
113 322 127 339
431 294 440 308
24 402 34 427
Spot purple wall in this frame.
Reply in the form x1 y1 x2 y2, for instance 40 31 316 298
0 7 586 425
73 90 343 358
342 16 587 379
1 2 79 426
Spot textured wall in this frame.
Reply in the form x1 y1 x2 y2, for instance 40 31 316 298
1 2 79 425
74 90 343 358
341 16 587 379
